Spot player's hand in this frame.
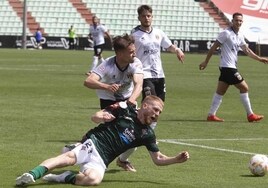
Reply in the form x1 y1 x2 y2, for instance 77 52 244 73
102 111 115 122
176 151 190 163
259 57 268 64
199 61 208 70
107 84 121 93
176 48 184 63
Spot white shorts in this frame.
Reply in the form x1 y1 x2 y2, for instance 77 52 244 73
72 139 106 178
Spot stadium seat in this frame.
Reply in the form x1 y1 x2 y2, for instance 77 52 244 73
1 0 223 40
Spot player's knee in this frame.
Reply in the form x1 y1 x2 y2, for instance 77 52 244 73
83 173 102 186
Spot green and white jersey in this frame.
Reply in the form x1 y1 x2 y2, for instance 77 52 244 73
82 102 159 167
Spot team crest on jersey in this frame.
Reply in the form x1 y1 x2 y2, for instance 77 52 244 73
155 34 160 40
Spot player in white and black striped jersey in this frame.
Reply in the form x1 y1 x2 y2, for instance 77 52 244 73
131 4 185 105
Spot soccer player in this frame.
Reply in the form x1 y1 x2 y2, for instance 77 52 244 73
199 12 268 122
83 33 143 172
121 4 185 167
86 16 112 75
16 95 190 186
131 4 185 104
84 34 143 109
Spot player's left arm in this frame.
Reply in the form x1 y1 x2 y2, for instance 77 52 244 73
241 45 268 64
149 150 189 166
167 44 185 63
128 73 143 105
105 30 112 44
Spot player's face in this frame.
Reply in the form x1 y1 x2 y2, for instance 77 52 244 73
142 101 163 125
138 10 153 28
124 43 136 63
93 17 99 25
232 15 243 31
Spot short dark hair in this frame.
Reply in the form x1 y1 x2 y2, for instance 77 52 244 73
112 34 135 52
137 4 153 15
233 12 243 19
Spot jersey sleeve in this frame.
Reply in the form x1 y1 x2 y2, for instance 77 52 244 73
130 58 143 74
160 29 172 49
92 57 114 78
216 30 228 44
145 138 159 152
239 33 247 47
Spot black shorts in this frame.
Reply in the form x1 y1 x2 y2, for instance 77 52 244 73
94 44 104 56
218 67 244 85
142 78 166 102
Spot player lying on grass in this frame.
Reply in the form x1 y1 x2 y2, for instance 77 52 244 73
16 95 190 186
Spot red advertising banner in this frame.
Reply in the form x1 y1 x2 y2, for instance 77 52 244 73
211 0 268 44
211 0 268 18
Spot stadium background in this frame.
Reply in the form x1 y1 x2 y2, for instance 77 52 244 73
0 0 267 54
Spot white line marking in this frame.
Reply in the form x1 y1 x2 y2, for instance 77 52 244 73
159 139 267 156
163 138 268 141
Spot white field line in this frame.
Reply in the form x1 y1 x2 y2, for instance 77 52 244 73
159 138 268 156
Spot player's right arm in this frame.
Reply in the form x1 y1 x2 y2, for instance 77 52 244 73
199 40 221 70
84 72 121 93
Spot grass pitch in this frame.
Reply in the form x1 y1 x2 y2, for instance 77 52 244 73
1 48 268 187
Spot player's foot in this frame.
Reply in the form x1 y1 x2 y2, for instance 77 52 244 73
116 158 136 172
61 143 80 153
16 173 35 186
247 113 264 122
43 171 72 183
207 115 224 122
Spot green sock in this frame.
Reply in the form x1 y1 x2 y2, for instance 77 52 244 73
65 172 76 184
29 166 48 180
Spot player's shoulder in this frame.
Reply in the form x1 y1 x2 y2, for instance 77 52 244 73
102 56 116 66
129 58 143 72
131 25 141 34
132 57 143 67
151 27 165 35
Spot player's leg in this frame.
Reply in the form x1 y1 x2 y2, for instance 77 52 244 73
97 44 105 64
207 80 229 122
16 151 77 186
43 167 104 186
150 78 165 129
235 80 264 122
75 168 104 186
44 139 106 186
142 79 156 101
117 148 137 172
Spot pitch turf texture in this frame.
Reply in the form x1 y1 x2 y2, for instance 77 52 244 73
1 48 268 188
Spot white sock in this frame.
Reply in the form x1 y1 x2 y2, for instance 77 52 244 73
90 56 99 71
119 148 137 162
208 93 223 115
240 93 253 115
43 171 72 182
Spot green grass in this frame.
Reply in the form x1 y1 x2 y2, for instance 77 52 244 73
1 48 268 188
